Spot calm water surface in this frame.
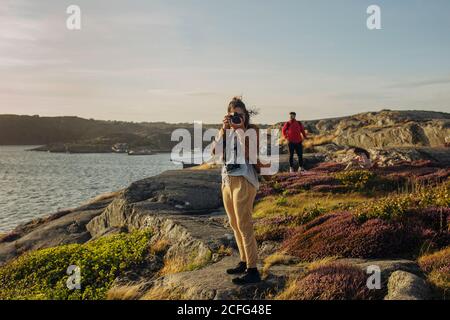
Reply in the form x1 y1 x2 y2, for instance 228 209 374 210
0 146 180 232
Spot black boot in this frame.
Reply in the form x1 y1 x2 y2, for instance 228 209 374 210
232 268 261 285
226 261 247 275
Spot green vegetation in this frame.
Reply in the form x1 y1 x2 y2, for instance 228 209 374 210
301 202 327 224
275 196 288 207
0 114 220 151
254 192 369 219
0 230 152 300
355 182 450 222
335 170 377 191
185 249 213 272
253 192 371 242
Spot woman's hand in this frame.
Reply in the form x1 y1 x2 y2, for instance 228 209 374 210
222 115 231 130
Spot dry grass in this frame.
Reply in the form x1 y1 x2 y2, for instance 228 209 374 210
279 134 335 150
301 256 340 271
158 249 212 277
158 256 189 276
419 247 450 272
418 246 450 298
141 286 186 300
106 284 143 300
150 239 170 256
216 245 233 257
303 134 336 149
428 271 450 297
262 252 298 275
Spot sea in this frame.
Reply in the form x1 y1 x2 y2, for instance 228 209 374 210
0 146 181 233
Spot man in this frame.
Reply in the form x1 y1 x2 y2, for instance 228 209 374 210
282 112 308 173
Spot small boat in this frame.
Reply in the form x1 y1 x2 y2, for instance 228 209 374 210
128 149 153 156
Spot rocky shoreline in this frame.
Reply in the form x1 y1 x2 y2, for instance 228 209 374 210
0 151 449 300
1 110 449 300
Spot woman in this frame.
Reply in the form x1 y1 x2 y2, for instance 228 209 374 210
213 97 261 285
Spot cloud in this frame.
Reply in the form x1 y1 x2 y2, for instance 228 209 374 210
387 76 450 88
147 89 220 97
97 12 181 28
0 1 66 68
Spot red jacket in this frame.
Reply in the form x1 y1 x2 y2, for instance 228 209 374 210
282 120 307 143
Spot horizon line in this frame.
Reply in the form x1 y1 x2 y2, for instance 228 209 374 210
2 108 449 125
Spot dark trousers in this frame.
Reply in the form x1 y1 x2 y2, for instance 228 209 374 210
288 142 303 168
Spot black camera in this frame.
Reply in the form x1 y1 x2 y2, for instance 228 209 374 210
225 164 240 172
230 112 243 125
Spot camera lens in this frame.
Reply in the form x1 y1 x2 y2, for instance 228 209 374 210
231 113 242 124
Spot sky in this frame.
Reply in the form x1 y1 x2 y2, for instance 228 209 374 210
1 0 450 124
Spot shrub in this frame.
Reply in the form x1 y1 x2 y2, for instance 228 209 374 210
355 194 413 221
418 247 450 298
0 230 152 300
275 196 288 207
335 170 377 191
273 181 282 191
276 263 372 300
257 172 340 197
355 183 450 222
254 203 329 242
282 210 449 261
301 203 327 223
258 161 448 198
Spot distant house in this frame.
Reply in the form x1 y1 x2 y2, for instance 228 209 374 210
112 143 128 153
